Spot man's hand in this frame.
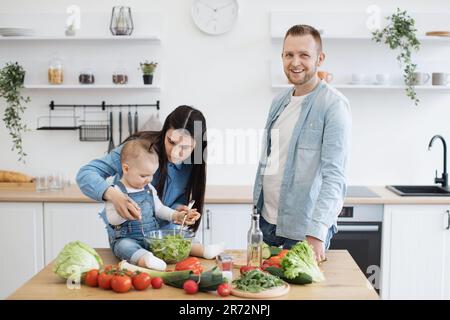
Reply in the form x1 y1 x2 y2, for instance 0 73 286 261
306 235 326 263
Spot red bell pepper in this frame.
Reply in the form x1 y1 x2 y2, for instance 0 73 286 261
175 257 203 275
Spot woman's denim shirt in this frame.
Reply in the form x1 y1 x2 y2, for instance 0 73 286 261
253 80 352 242
76 145 192 209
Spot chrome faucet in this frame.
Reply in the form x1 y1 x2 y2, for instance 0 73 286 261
428 135 448 188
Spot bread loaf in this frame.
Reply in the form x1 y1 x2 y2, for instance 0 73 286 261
0 170 34 183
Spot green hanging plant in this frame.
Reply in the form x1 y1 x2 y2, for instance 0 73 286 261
0 62 31 162
371 8 421 105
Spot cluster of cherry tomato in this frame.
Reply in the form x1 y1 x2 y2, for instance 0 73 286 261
83 264 232 297
84 265 163 294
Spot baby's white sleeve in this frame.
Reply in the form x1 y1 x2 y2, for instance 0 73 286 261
149 184 175 221
105 185 127 225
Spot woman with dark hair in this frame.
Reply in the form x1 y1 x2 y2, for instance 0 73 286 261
76 105 207 232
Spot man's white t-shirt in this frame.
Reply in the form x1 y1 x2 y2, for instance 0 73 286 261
262 94 307 224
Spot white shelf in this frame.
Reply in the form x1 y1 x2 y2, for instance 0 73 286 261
24 84 161 91
272 84 450 91
271 35 450 43
0 35 161 42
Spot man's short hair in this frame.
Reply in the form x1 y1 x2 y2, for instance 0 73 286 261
284 24 322 53
121 139 157 164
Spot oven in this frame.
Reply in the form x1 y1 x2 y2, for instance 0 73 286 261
329 205 382 283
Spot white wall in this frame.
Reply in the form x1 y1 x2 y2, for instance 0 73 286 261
1 0 450 187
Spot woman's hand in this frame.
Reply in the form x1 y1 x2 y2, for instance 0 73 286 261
173 207 200 225
104 186 141 220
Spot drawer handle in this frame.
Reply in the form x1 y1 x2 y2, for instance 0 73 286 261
206 209 211 230
447 210 450 230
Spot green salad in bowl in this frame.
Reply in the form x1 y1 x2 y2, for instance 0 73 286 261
145 229 194 264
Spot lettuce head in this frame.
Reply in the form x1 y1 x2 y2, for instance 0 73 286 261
281 241 325 282
53 241 103 279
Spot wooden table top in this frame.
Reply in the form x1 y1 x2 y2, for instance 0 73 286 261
8 249 378 300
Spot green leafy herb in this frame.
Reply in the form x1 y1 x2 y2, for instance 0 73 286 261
0 62 30 162
147 234 191 263
232 269 284 293
280 241 325 282
372 8 421 105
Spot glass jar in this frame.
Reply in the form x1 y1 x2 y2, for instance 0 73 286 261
48 56 63 84
112 69 128 84
79 68 95 84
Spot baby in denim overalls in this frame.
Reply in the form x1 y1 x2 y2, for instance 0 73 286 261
101 139 194 271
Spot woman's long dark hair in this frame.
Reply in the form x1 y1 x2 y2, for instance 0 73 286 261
124 106 207 232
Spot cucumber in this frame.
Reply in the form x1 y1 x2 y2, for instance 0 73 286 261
164 266 225 292
265 266 312 285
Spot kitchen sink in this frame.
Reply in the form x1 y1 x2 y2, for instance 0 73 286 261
386 185 450 196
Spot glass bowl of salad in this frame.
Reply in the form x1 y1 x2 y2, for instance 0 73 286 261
145 229 195 264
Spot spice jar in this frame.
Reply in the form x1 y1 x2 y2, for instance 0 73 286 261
112 69 128 84
79 68 95 84
48 56 63 84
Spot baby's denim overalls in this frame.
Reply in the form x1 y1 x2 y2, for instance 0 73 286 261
100 181 160 264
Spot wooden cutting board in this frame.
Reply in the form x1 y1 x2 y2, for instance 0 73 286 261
425 31 450 37
230 282 290 299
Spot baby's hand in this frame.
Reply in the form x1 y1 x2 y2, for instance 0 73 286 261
172 209 200 225
186 209 200 224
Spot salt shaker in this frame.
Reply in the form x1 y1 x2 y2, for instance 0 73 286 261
217 253 233 283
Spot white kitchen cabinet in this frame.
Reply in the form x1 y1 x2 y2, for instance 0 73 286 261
382 205 450 299
0 202 44 299
202 204 252 249
44 203 109 264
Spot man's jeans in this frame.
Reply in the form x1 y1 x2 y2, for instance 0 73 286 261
259 215 335 250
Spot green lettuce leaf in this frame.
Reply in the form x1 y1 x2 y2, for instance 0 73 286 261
281 241 325 282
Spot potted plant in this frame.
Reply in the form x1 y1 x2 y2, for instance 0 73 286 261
0 62 31 162
139 61 158 85
371 8 421 105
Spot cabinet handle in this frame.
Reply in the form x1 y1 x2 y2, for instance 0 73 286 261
206 209 211 230
447 210 450 230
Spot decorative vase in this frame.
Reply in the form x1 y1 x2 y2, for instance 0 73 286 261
110 6 134 36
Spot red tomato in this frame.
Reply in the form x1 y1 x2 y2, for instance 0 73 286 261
98 271 114 290
151 277 164 289
111 274 132 293
183 279 199 295
85 269 99 287
240 266 258 275
132 273 151 291
217 283 231 297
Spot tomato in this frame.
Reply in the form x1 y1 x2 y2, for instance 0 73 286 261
111 274 132 293
217 283 231 297
278 249 289 258
98 271 114 290
183 279 199 295
85 269 99 287
240 266 258 275
132 273 151 291
151 277 164 289
261 263 270 271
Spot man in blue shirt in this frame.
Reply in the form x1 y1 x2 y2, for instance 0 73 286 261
253 25 352 262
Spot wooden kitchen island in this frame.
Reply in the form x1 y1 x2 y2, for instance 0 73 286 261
8 249 378 300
